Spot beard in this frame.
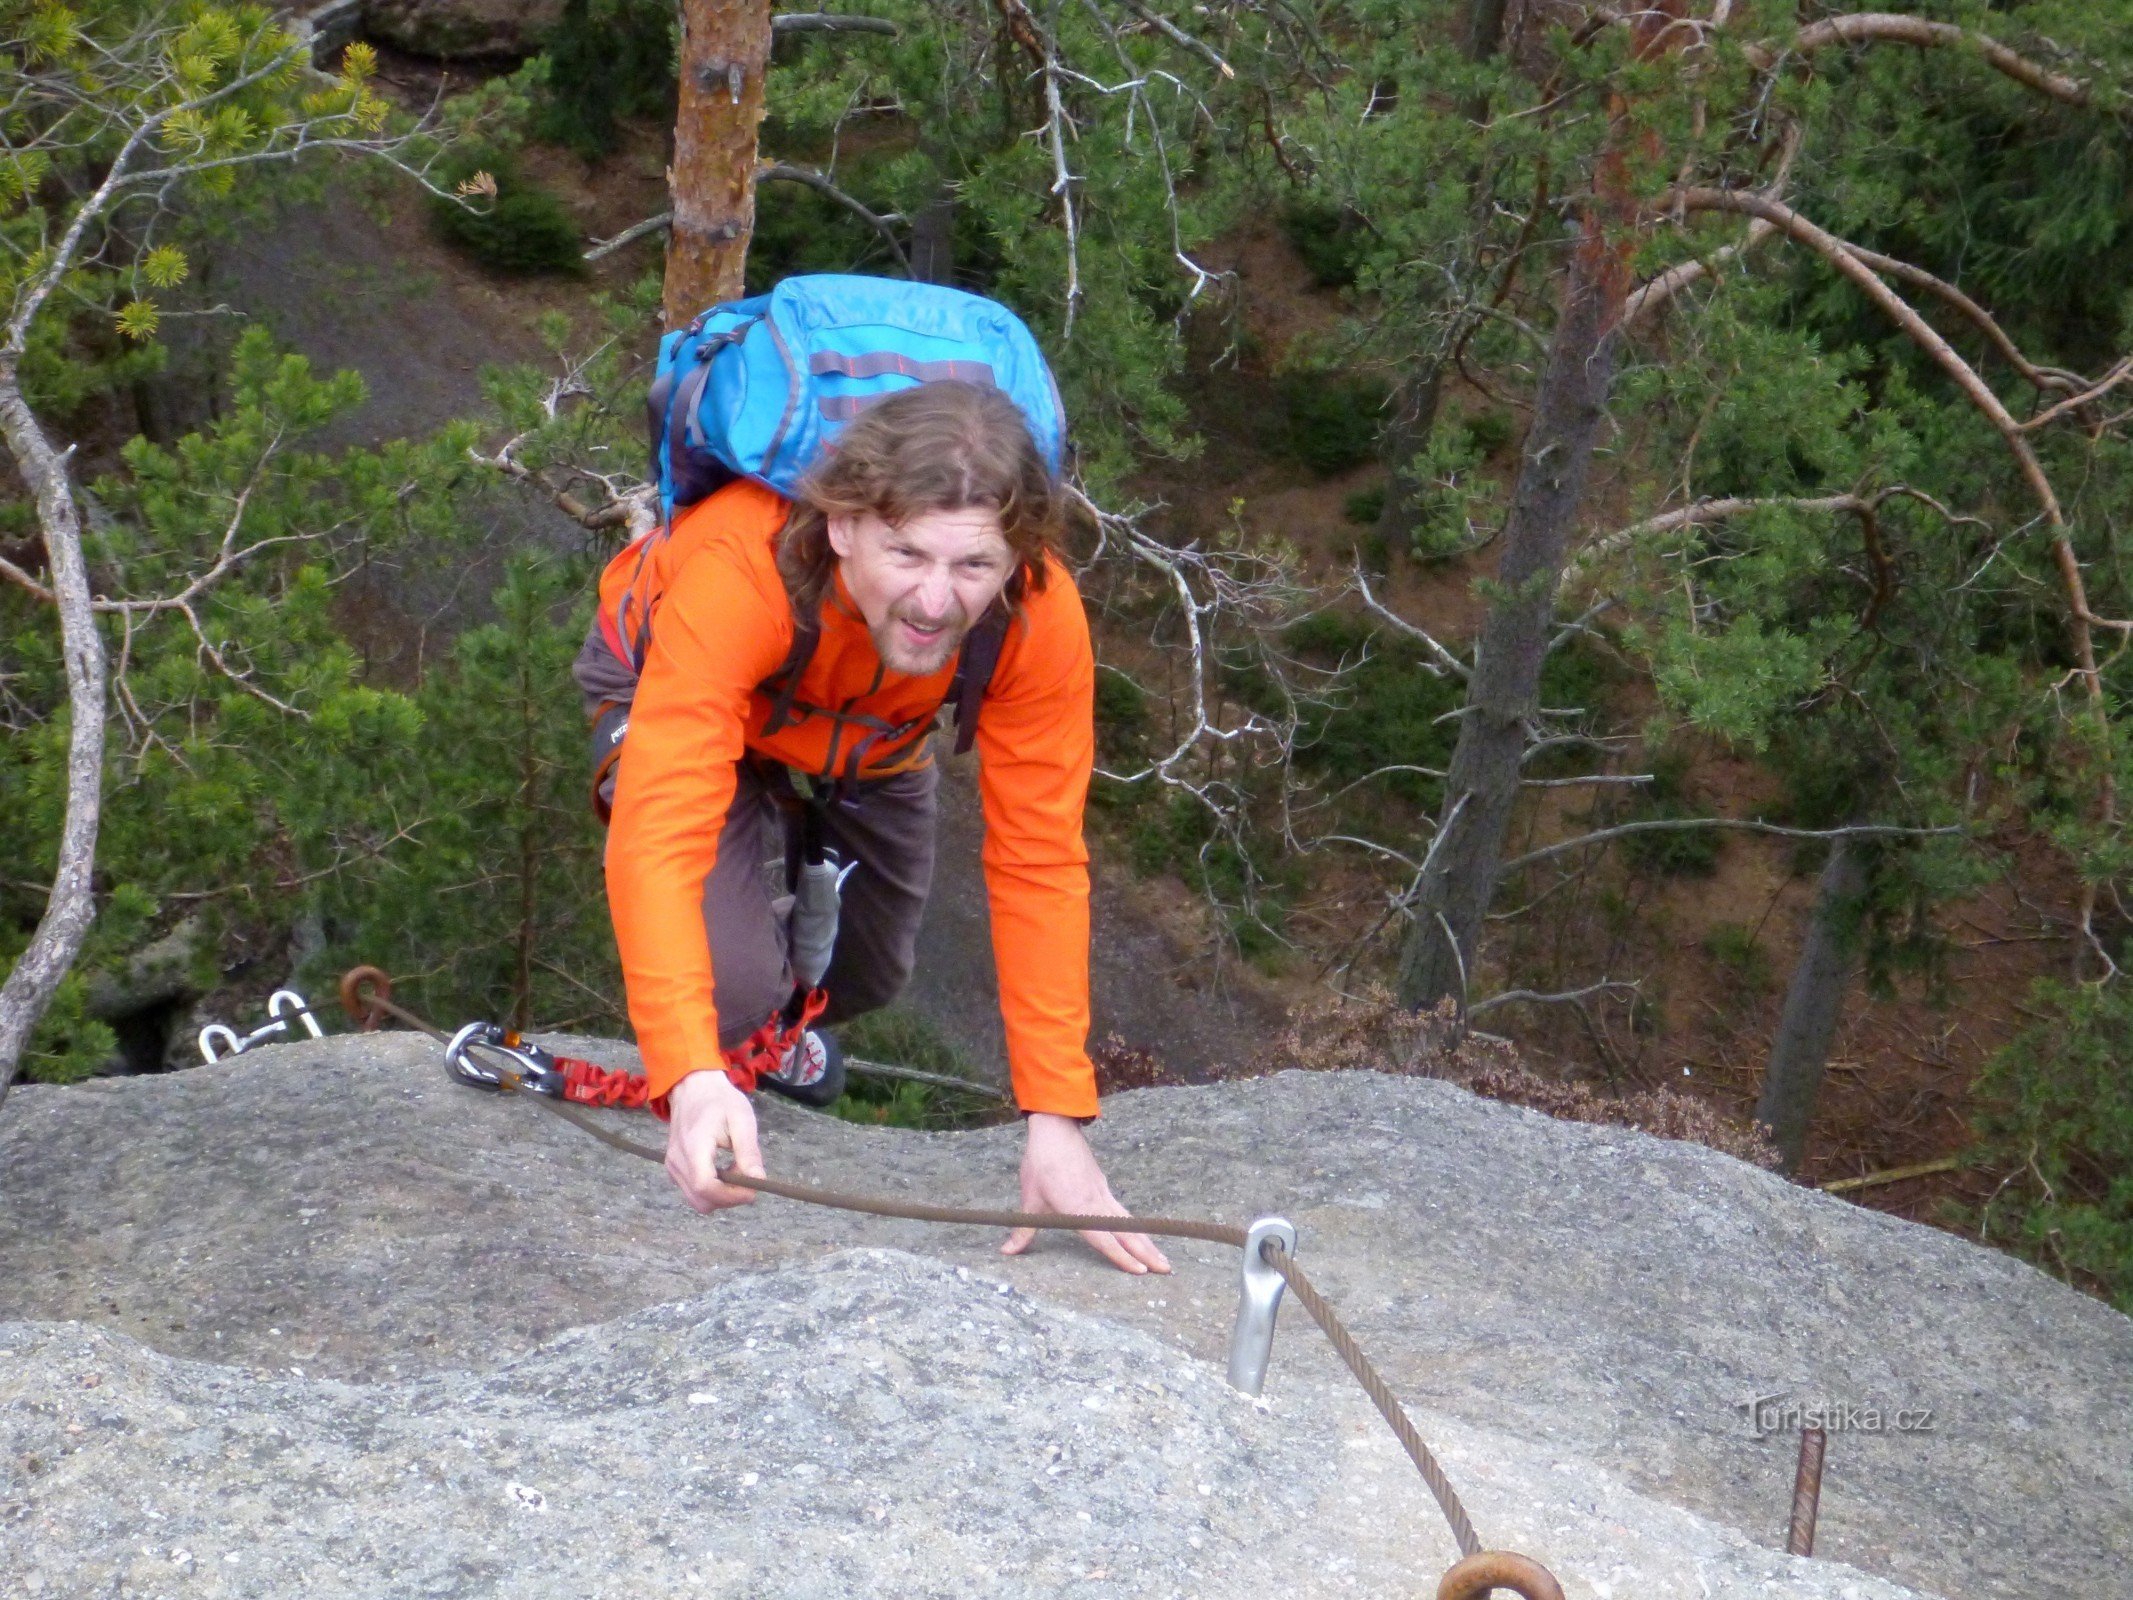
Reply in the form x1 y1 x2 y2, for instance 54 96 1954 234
872 596 970 676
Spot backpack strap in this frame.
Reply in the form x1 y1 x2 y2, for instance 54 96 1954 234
758 612 823 739
949 599 1012 757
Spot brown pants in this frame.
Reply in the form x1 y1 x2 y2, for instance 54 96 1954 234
701 760 937 1048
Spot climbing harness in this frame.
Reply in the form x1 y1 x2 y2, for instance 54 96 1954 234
198 988 324 1063
340 965 1565 1599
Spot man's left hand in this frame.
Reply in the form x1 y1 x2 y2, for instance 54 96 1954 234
1002 1112 1172 1275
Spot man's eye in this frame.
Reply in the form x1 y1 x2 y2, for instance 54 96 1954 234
961 558 999 574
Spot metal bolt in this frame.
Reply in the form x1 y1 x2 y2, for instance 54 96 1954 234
1787 1425 1826 1556
1226 1215 1296 1397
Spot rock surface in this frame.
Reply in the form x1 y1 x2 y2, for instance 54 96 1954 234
2 1039 2128 1600
363 0 563 58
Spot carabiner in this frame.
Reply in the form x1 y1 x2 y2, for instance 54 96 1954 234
198 1023 244 1063
268 989 326 1040
443 1021 566 1097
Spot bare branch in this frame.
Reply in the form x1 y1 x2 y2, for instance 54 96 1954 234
1468 977 1638 1018
1673 188 2132 680
757 161 911 273
1351 562 1470 679
1750 13 2092 108
773 12 900 38
1500 816 1963 876
583 211 672 263
1041 36 1084 336
1119 0 1234 80
1626 119 1801 327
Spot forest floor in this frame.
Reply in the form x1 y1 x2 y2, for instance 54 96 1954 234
219 50 2076 1259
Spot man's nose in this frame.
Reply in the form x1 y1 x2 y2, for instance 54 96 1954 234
913 567 956 619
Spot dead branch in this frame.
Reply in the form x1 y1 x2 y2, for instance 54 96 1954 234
1625 119 1801 328
757 161 912 273
1500 816 1964 876
1120 0 1235 79
584 211 673 263
1468 976 1638 1018
1350 561 1470 679
773 12 899 37
1750 13 2092 108
1673 188 2133 688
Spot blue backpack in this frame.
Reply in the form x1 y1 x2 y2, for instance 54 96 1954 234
646 274 1067 521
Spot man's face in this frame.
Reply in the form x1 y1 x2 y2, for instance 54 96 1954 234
826 504 1016 676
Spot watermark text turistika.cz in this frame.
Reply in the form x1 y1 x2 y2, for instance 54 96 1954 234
1738 1393 1936 1439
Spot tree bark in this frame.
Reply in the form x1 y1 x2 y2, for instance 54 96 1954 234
0 365 109 1104
1395 221 1630 1010
1395 5 1683 1013
664 0 774 330
1756 839 1869 1174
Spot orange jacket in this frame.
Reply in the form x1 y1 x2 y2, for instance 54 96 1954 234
604 480 1100 1118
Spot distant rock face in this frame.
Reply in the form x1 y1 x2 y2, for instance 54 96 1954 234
2 1038 2128 1600
363 0 563 58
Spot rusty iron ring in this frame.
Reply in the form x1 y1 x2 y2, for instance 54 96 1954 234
1437 1551 1567 1600
338 965 392 1030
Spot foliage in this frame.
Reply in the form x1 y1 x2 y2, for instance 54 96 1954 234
831 1005 995 1129
1 319 636 1073
1342 485 1386 526
1972 978 2133 1311
1701 922 1772 991
310 554 619 1034
1277 368 1390 476
1279 197 1369 289
533 0 675 158
1286 613 1458 806
1617 744 1724 879
429 147 585 275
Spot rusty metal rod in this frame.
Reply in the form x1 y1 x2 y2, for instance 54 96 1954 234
1787 1425 1826 1556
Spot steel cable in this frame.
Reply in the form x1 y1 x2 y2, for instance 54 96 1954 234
339 967 1505 1574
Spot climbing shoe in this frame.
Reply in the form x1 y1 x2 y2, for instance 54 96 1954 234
755 1022 847 1109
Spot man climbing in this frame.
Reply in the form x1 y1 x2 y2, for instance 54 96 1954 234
585 377 1171 1276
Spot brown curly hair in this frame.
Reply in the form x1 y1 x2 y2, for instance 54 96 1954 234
776 380 1063 616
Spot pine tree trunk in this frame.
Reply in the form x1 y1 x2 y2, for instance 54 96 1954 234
663 0 773 329
1394 233 1628 1010
1756 839 1869 1173
1395 4 1681 1014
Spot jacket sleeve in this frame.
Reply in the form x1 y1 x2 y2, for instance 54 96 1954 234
604 544 791 1101
974 570 1101 1118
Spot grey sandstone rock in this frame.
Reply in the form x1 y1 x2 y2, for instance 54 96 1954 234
1 1037 2127 1599
362 0 563 58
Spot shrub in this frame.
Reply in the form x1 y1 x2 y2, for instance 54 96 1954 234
534 0 676 159
1343 484 1387 525
1462 407 1516 457
1702 921 1773 990
832 1006 997 1129
1278 369 1390 476
429 149 584 276
1620 743 1724 877
1967 979 2133 1309
1093 668 1149 762
1287 620 1460 806
1278 197 1369 288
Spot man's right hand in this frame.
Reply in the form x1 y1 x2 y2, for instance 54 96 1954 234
664 1069 765 1212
